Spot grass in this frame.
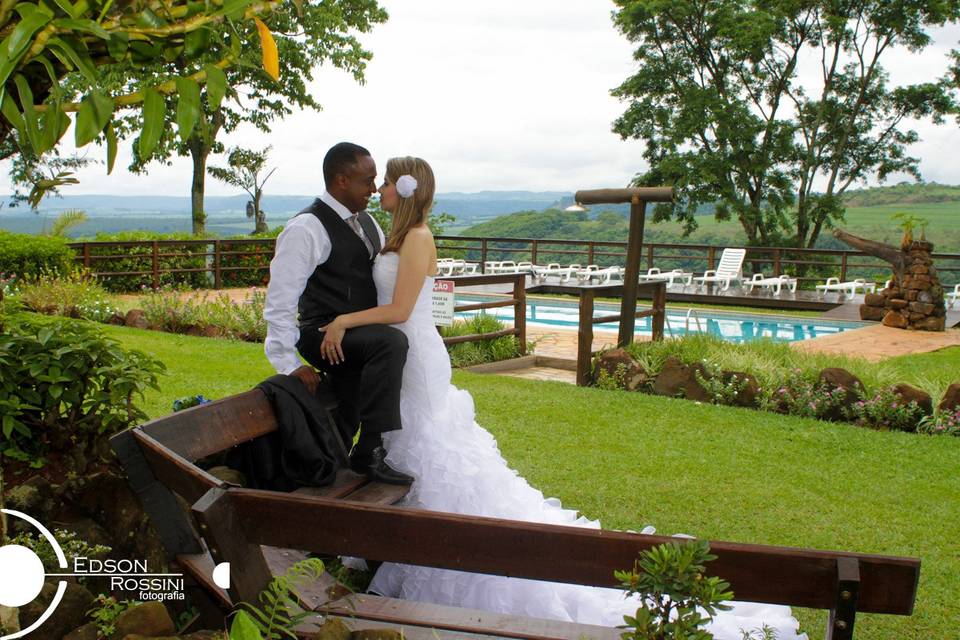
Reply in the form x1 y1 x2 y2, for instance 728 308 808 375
96 322 960 640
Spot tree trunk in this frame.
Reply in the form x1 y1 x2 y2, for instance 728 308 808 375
253 189 267 234
189 142 209 236
833 228 906 278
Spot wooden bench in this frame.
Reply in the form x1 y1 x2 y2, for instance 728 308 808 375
111 388 921 640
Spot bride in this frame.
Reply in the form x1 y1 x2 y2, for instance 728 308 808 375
318 156 806 640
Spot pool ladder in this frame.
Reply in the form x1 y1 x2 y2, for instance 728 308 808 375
664 308 704 337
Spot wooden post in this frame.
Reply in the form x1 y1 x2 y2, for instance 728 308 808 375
840 252 849 282
773 248 782 276
707 246 716 271
646 243 654 270
577 289 595 386
587 242 595 265
826 557 860 640
618 196 646 347
151 240 160 289
531 240 538 266
213 240 222 289
82 243 90 270
481 239 488 272
651 281 666 341
513 274 527 356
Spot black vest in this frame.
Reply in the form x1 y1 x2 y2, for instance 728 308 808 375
297 199 382 328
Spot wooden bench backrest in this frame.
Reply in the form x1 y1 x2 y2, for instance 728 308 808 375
193 487 919 617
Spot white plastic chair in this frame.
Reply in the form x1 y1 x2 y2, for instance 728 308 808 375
948 284 959 309
692 248 746 291
815 277 875 296
639 267 693 287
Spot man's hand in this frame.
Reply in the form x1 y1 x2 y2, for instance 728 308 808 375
290 365 320 394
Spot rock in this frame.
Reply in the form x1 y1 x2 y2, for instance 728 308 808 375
905 289 919 301
914 316 945 331
109 313 127 325
184 324 205 336
888 298 908 310
938 383 960 412
314 618 352 640
201 324 223 338
4 476 56 525
859 304 885 321
882 311 908 328
652 357 711 402
64 621 100 640
350 630 405 640
891 383 933 416
0 605 18 635
594 348 644 387
909 302 934 315
61 517 113 550
207 466 245 486
864 293 886 306
19 581 95 640
818 368 864 395
909 264 929 275
111 601 175 640
721 370 760 407
917 291 933 304
124 309 149 329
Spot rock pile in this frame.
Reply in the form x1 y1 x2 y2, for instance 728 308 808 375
860 240 946 331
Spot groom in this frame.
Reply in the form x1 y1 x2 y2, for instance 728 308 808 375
263 142 413 485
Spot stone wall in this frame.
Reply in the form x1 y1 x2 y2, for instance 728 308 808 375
860 240 946 331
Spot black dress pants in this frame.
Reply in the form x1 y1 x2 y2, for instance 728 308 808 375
297 323 408 445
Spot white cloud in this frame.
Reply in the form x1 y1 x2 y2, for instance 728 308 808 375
1 2 958 197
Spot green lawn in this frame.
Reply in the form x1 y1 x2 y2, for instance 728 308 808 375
101 324 960 640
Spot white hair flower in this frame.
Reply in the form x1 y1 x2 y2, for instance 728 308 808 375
396 174 418 198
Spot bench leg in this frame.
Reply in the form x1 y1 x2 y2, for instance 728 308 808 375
826 556 860 640
193 487 274 606
110 429 204 558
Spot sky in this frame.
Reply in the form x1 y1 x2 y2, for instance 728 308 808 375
1 1 959 197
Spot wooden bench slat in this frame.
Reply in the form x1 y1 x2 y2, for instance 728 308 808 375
293 469 369 499
219 488 919 615
177 552 232 609
139 389 277 461
318 594 623 640
133 429 224 503
340 481 411 505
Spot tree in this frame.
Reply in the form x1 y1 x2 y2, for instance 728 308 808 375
611 0 960 249
112 0 387 234
208 146 276 234
0 0 285 177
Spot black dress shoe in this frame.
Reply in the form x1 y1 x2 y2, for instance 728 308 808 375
350 446 414 485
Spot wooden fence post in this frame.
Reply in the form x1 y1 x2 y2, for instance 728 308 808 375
531 240 538 266
587 242 595 265
652 282 666 341
151 241 160 289
646 243 654 270
577 289 595 386
82 243 90 271
513 274 526 356
214 240 222 289
840 253 849 282
707 246 716 272
481 239 488 272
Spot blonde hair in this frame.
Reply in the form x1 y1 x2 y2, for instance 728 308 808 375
382 156 435 253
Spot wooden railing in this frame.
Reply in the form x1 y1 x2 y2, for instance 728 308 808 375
66 237 960 290
442 273 527 356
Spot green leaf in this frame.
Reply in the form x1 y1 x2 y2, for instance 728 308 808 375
51 0 82 18
2 414 13 439
1 90 27 139
105 123 118 174
46 36 97 82
138 88 164 159
175 77 200 142
136 7 167 28
13 74 41 151
107 32 129 61
40 103 69 152
75 91 113 147
229 610 264 640
51 18 109 39
183 27 209 57
0 9 52 89
204 64 226 110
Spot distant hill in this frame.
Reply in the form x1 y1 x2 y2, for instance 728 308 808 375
0 190 572 237
842 182 960 207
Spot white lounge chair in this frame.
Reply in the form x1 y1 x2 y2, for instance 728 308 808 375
436 258 456 276
639 267 693 287
459 260 479 275
815 277 876 296
485 260 518 274
576 265 623 284
575 264 601 283
745 273 798 296
693 248 746 291
532 263 562 281
948 284 959 309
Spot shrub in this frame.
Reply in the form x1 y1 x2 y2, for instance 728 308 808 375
617 539 733 640
849 387 927 432
441 313 525 367
0 314 164 466
14 270 116 318
757 374 851 421
917 408 960 436
139 288 266 340
0 230 75 276
694 361 752 406
218 232 279 288
9 528 110 575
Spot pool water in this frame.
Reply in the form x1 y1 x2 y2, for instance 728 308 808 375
454 295 867 343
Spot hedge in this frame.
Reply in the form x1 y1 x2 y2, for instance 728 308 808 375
0 231 75 277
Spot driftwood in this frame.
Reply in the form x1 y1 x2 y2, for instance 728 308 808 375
833 229 905 278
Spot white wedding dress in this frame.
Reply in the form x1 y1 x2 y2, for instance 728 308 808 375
367 252 806 640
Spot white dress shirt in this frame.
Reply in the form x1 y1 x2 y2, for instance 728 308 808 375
263 191 386 375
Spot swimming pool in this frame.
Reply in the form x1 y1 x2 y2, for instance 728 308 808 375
453 295 867 343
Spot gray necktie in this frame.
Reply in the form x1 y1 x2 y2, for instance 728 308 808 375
347 214 374 257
